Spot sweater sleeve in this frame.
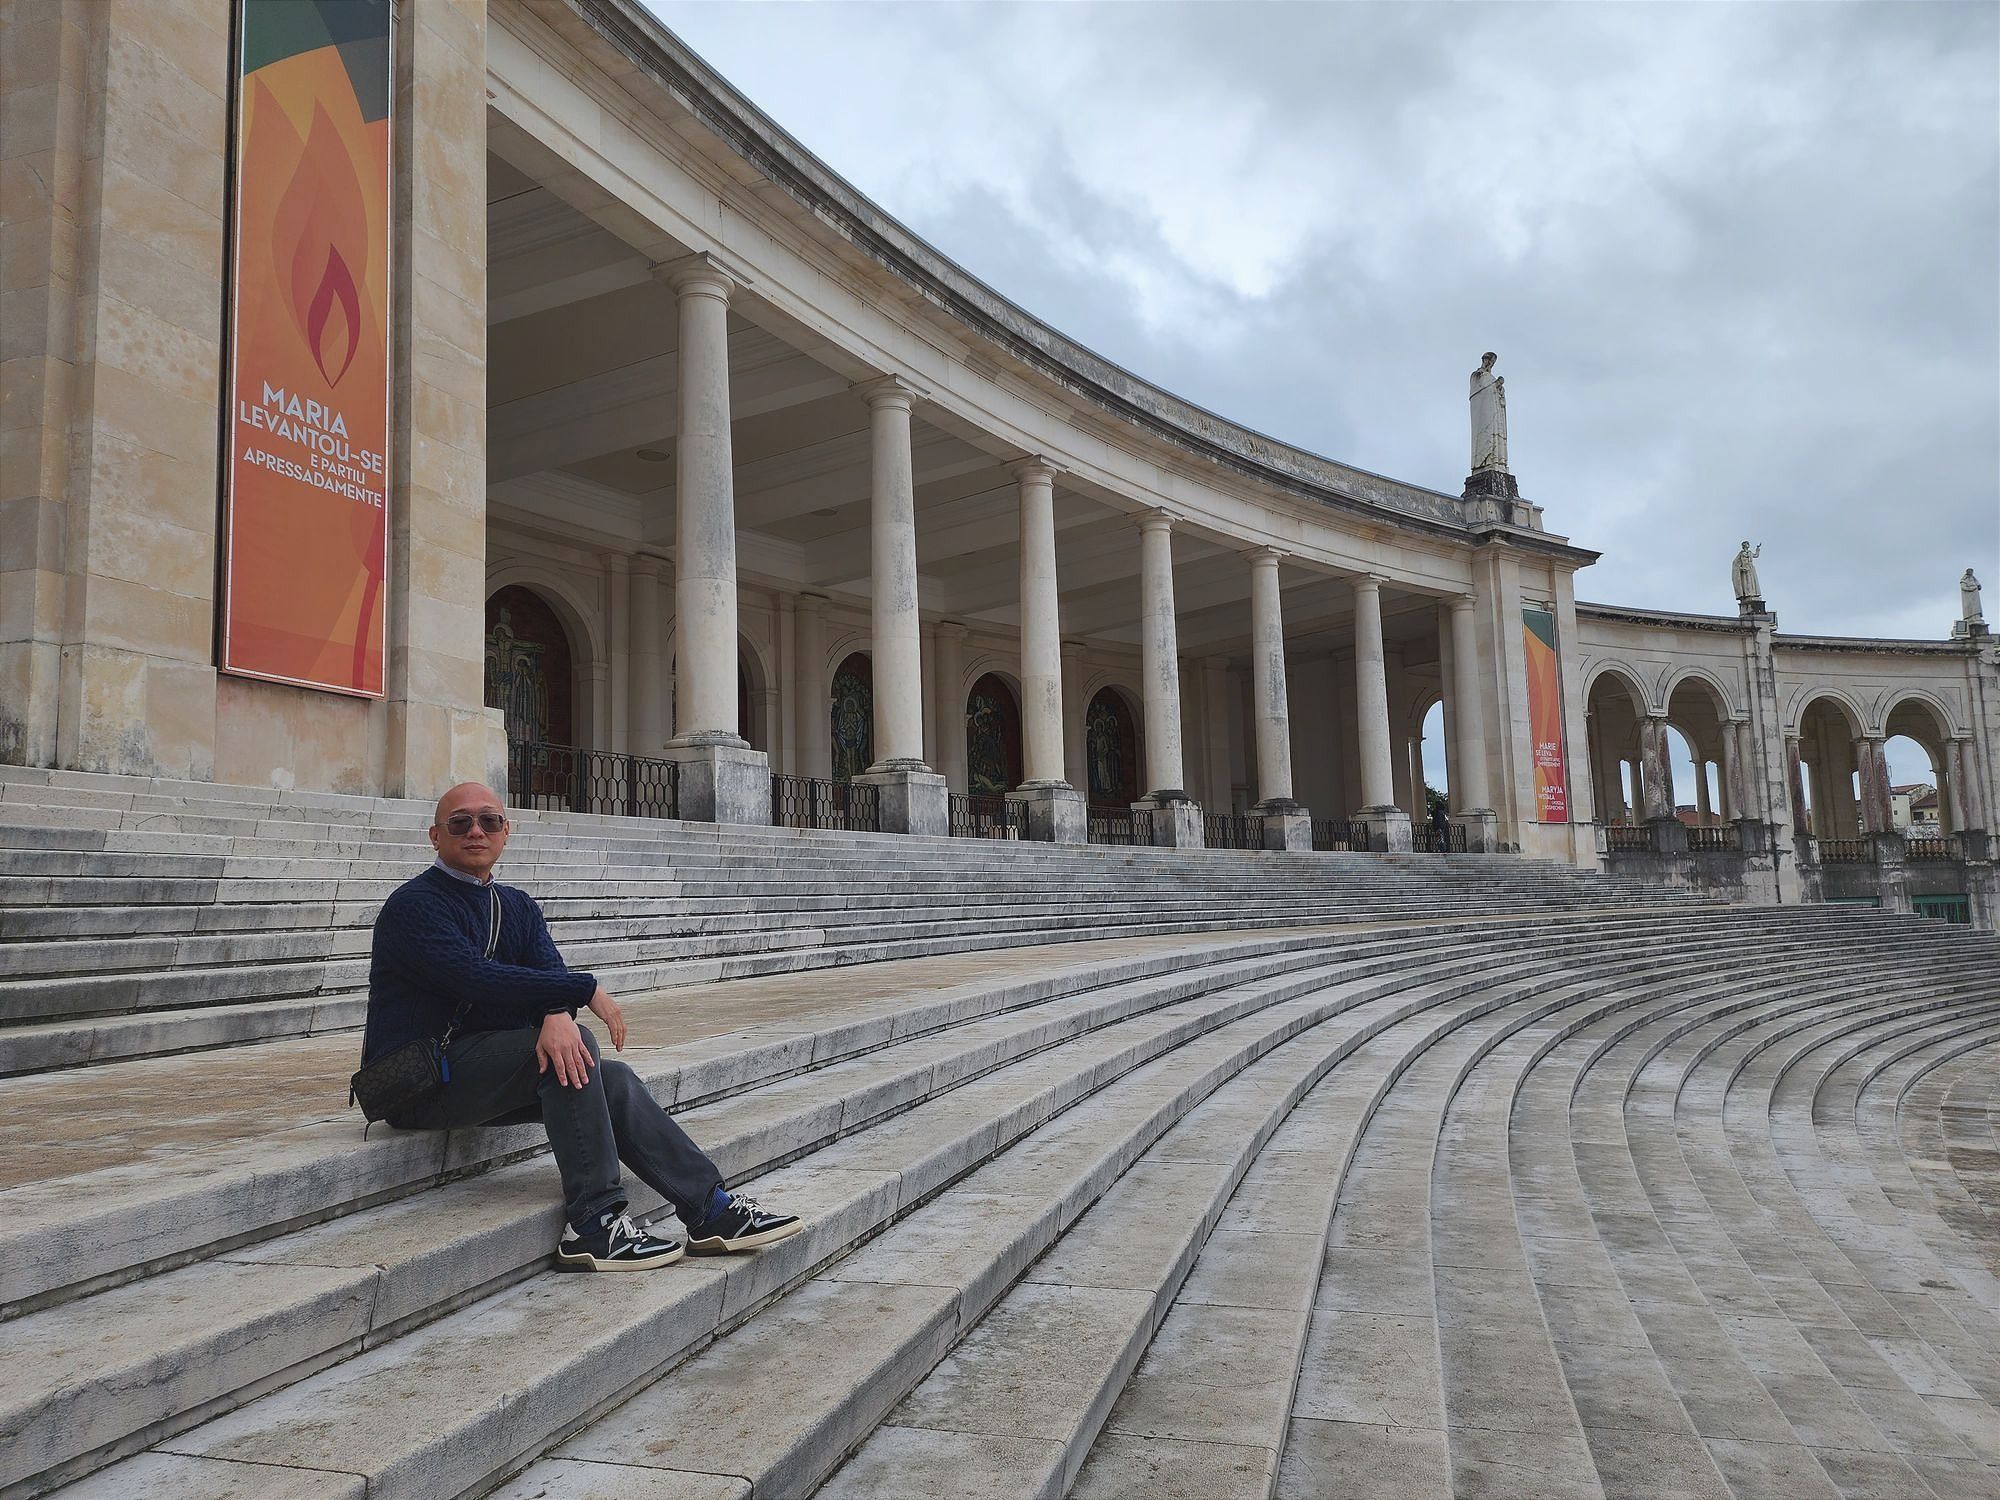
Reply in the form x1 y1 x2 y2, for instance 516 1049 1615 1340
379 886 596 1029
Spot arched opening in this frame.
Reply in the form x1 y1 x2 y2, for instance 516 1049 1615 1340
1883 696 1955 834
1584 668 1646 824
830 652 873 782
1419 698 1446 817
965 673 1023 795
1084 687 1141 806
485 585 575 749
1796 694 1864 838
1665 677 1731 825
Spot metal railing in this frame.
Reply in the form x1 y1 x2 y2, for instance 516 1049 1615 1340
1905 835 1963 862
1411 822 1469 853
1311 818 1365 852
1604 823 1654 853
1205 813 1267 851
1685 824 1739 852
1816 837 1870 863
949 792 1025 840
770 774 880 834
1087 804 1140 846
507 740 678 820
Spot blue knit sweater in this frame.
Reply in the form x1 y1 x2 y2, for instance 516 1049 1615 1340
362 865 597 1062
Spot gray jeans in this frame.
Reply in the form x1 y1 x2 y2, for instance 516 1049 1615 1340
395 1025 723 1233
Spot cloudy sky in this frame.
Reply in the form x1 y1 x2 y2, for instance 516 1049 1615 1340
649 1 1996 787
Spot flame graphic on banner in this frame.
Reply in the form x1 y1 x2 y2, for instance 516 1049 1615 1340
303 245 362 386
271 98 371 387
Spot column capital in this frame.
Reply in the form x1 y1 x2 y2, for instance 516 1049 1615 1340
1446 591 1478 613
1009 455 1059 484
1060 638 1087 660
1247 545 1285 568
1348 570 1385 593
794 591 828 614
1136 508 1177 535
853 374 926 410
654 252 739 300
603 552 630 575
936 618 970 642
630 552 670 580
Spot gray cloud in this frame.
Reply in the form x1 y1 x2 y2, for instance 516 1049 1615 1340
648 0 1997 657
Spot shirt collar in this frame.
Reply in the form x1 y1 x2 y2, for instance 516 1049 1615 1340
431 856 493 887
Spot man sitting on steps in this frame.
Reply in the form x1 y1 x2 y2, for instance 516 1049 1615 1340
362 781 802 1271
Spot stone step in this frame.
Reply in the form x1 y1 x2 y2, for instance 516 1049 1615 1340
6 913 1910 1496
1555 973 2000 1497
49 933 1503 1500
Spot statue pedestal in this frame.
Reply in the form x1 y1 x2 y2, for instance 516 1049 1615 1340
1252 799 1312 852
1008 781 1085 845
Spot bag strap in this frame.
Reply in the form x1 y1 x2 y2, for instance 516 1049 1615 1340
437 885 502 1054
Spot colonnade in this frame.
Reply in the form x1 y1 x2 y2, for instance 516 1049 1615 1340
621 255 1499 850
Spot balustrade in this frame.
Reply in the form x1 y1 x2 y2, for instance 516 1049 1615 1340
507 740 678 820
1905 835 1963 862
1816 837 1871 864
1411 823 1469 853
1604 824 1654 853
1684 825 1739 852
1087 804 1142 846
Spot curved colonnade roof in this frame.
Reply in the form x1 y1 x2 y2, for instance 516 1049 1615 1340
555 0 1590 564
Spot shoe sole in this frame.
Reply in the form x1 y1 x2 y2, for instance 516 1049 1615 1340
555 1243 686 1271
685 1218 805 1255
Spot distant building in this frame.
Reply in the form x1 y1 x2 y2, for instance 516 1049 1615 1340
1890 784 1936 833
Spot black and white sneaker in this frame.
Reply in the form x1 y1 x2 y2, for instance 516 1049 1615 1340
684 1193 803 1254
556 1211 685 1271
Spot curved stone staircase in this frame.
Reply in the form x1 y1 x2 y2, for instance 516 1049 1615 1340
0 766 1993 1500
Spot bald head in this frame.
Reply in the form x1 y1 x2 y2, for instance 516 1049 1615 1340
429 783 509 880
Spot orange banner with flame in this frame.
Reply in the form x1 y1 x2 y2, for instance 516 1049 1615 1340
222 0 392 696
1523 606 1569 821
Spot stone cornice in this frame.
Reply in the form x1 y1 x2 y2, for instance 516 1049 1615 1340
562 0 1599 570
1575 602 1755 634
1771 635 1976 657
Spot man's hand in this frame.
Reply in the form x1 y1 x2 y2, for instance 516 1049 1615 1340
537 1010 595 1088
588 987 627 1051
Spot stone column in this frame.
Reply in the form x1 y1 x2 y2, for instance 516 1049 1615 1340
1006 461 1083 842
659 257 768 824
1786 734 1809 834
1244 550 1311 850
774 596 797 775
1061 640 1088 795
1694 760 1713 824
1202 657 1233 809
854 379 945 835
1638 716 1686 852
1858 736 1895 834
1943 738 1973 836
793 594 830 781
627 557 668 758
603 555 630 755
1446 596 1498 849
1350 574 1409 852
934 621 969 794
1134 512 1202 846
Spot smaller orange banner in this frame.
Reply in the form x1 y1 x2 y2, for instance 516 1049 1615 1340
1522 606 1569 821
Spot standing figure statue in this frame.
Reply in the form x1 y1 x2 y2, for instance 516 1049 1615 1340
1469 352 1508 473
1731 542 1762 606
1963 567 1984 624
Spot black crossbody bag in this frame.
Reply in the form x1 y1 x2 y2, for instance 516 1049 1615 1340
349 884 502 1129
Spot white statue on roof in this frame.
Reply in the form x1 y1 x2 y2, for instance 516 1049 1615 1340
1469 352 1507 474
1731 542 1762 605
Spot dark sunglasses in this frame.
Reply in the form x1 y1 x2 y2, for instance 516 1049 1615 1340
441 812 508 836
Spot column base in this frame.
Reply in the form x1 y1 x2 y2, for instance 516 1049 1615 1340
1649 815 1689 855
1008 781 1085 844
665 741 771 825
857 766 948 837
1731 816 1770 856
484 707 510 804
1134 793 1204 848
1355 805 1413 853
1255 800 1313 852
1455 809 1500 853
1870 831 1911 914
